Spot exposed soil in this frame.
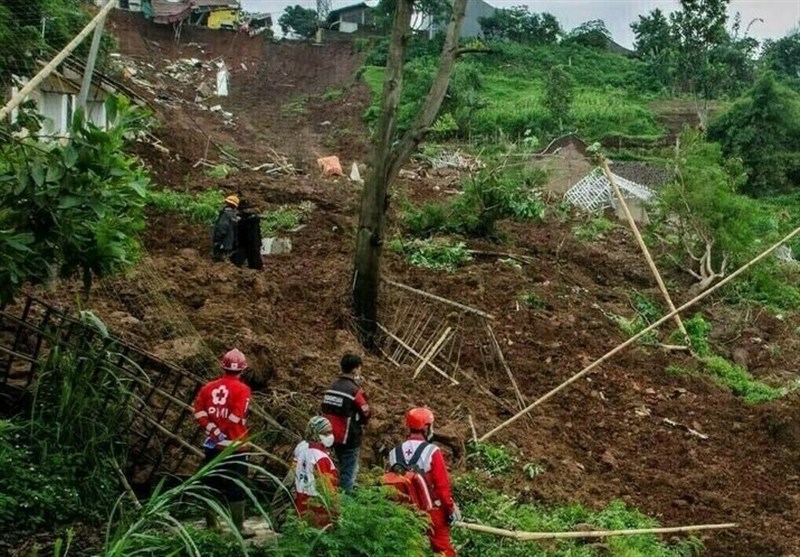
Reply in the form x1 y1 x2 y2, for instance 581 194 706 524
24 14 800 557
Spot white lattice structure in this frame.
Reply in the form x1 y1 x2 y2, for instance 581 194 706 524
564 167 657 212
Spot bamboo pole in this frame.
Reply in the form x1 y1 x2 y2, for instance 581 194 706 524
455 520 737 541
413 327 453 379
0 0 119 120
480 225 800 441
485 323 526 411
377 322 459 385
385 279 495 319
600 158 688 341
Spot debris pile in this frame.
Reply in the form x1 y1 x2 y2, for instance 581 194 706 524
426 150 484 172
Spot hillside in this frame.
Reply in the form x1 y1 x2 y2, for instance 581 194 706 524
4 11 800 557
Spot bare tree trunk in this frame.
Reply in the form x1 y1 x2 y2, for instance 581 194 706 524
352 0 468 347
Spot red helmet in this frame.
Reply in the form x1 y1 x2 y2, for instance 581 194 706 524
221 348 248 372
406 407 434 431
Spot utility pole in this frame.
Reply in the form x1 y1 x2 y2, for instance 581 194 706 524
77 0 115 113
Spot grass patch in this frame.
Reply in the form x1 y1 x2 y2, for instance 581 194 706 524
519 290 546 309
148 189 223 223
605 292 661 345
388 237 473 272
260 202 314 236
204 163 237 179
320 87 344 102
281 95 308 116
701 356 788 404
454 477 703 557
573 216 616 242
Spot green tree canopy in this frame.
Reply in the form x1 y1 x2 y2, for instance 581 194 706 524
279 5 318 39
478 6 561 44
563 19 612 49
762 31 800 86
708 72 800 196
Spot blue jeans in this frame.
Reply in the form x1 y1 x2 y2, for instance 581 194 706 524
334 445 360 491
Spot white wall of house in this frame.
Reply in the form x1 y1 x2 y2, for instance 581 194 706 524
9 84 109 140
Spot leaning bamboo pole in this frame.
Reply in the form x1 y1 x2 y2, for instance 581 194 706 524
455 520 737 541
480 225 800 441
600 158 688 341
0 0 119 120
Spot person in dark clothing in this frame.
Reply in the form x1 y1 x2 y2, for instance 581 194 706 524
321 353 370 491
231 199 264 270
212 195 240 261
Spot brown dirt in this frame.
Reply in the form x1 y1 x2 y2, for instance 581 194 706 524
26 15 800 556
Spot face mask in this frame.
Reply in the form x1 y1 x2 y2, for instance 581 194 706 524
320 434 335 448
426 426 435 442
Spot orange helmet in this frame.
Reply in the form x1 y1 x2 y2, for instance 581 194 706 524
221 348 248 372
406 407 434 431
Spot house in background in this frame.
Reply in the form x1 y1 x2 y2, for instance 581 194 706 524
427 0 496 38
326 2 375 34
191 0 242 29
8 61 141 139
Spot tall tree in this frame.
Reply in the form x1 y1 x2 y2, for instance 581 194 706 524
543 65 573 131
278 5 318 39
762 31 800 86
352 0 468 346
477 6 561 44
631 8 676 90
563 19 612 49
708 73 800 196
669 0 730 126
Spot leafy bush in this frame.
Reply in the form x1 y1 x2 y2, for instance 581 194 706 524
453 478 703 557
205 164 237 179
389 237 473 272
402 165 546 239
274 487 430 557
148 188 224 223
679 314 712 357
0 96 151 301
519 290 546 309
572 216 616 242
0 338 133 538
467 442 517 476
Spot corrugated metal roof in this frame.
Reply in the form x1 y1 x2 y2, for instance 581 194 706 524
192 0 240 8
151 0 192 24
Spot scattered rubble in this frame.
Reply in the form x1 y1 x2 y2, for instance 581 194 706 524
261 237 292 255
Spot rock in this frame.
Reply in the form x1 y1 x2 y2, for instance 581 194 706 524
732 348 749 368
109 311 141 327
178 248 199 259
152 337 206 366
672 499 689 508
600 449 617 469
261 237 292 255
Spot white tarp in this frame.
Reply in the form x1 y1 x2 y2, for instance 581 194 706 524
216 61 229 97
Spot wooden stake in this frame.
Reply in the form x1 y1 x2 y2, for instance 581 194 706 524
377 322 459 385
600 158 688 342
468 413 478 443
386 279 495 320
455 521 737 541
485 323 526 411
414 327 453 379
480 225 800 441
0 0 120 120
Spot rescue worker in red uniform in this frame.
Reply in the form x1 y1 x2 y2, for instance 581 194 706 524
389 407 460 557
193 348 253 536
321 353 370 491
293 416 339 527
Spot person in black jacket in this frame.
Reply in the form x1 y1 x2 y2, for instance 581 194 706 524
321 354 370 491
231 199 264 270
212 195 240 261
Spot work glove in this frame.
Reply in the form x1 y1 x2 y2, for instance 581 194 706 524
448 503 462 526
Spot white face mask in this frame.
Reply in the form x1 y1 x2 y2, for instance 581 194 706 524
320 434 335 448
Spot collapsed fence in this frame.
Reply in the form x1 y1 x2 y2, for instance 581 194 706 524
0 295 296 486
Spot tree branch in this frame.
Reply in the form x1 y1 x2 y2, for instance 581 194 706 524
386 0 469 182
